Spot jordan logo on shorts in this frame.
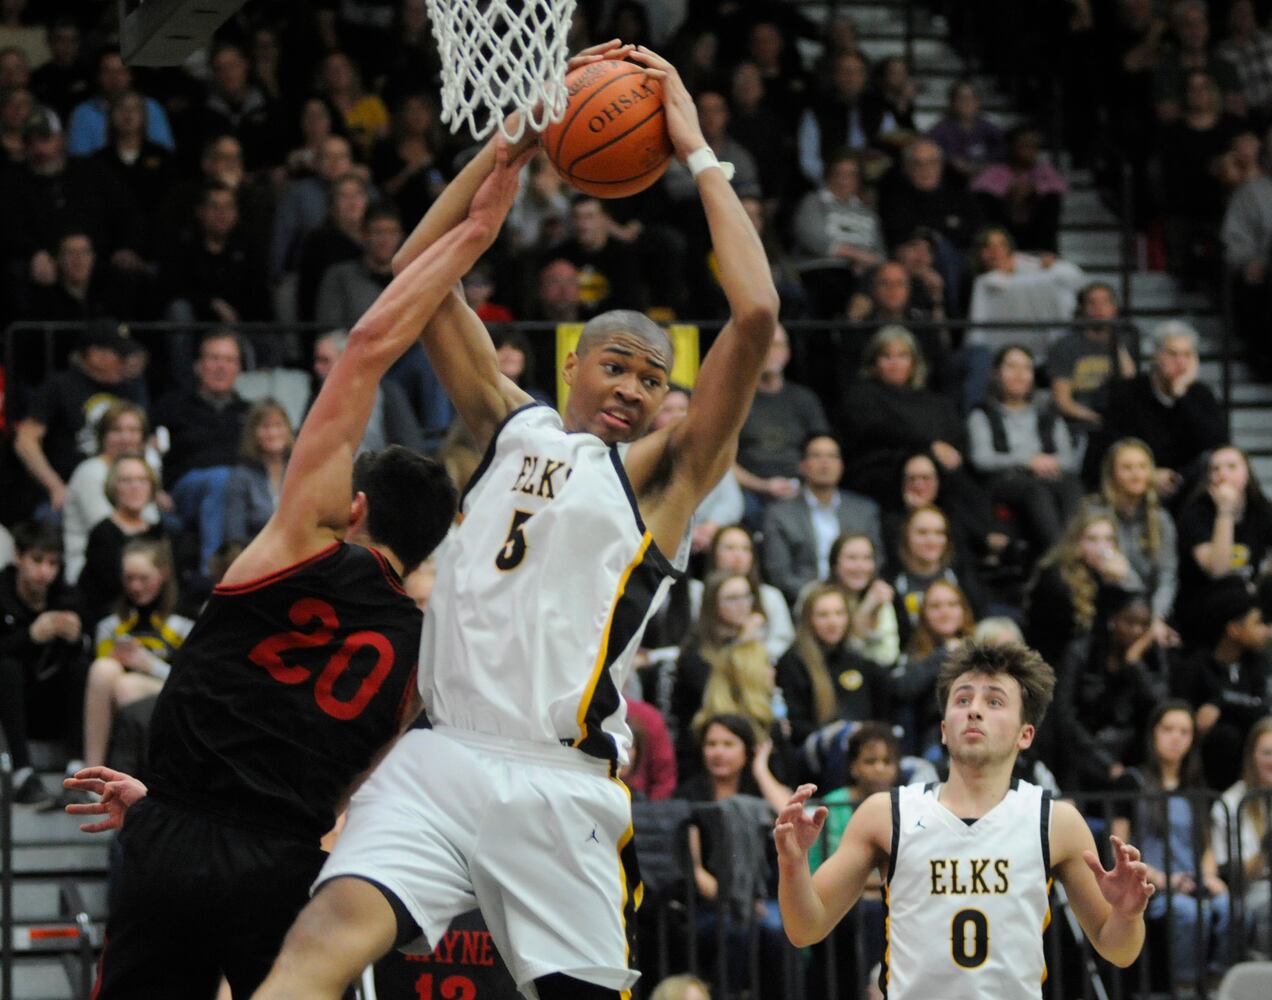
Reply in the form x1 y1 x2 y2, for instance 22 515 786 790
587 824 600 844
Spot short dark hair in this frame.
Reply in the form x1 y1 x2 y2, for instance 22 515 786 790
935 639 1056 729
577 310 674 367
197 328 243 362
353 446 457 575
362 203 400 229
801 431 840 459
13 520 63 557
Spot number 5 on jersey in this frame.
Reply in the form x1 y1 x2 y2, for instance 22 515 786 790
496 510 534 571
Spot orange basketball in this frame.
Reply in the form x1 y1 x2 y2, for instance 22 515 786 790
541 59 673 199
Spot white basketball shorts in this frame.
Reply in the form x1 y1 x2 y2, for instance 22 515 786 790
315 726 641 997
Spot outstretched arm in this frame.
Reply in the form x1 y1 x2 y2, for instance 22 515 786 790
1053 801 1151 967
776 786 890 947
624 48 778 506
221 145 531 585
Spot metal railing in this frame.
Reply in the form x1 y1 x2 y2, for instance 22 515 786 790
2 748 12 1000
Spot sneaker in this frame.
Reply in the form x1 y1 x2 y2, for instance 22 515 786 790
13 770 54 806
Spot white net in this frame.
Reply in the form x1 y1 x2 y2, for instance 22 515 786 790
426 0 578 143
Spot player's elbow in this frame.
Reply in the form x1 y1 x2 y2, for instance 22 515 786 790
784 924 826 949
737 293 780 339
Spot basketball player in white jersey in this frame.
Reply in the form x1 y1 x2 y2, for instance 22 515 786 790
775 640 1155 999
253 45 778 1000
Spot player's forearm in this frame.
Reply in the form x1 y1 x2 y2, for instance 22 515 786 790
697 168 779 336
1091 910 1145 967
778 860 834 947
357 220 494 361
393 127 537 275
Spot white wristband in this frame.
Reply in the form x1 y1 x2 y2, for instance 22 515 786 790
686 147 735 182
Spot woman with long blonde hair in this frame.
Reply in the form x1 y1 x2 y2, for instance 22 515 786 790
1024 509 1143 668
1086 438 1179 641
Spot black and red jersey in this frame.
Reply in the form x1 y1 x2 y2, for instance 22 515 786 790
145 542 422 843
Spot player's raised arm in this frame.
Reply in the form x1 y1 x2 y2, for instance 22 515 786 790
392 39 632 276
223 145 530 583
625 47 778 501
776 786 891 947
1051 800 1151 967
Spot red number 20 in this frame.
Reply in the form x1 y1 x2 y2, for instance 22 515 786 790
248 598 394 720
415 973 476 1000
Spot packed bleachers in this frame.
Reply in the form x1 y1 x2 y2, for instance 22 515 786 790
3 1 1272 998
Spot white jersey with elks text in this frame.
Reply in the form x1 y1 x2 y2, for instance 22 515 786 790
419 403 684 766
881 778 1054 1000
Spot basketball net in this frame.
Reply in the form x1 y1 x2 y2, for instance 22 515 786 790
427 0 577 143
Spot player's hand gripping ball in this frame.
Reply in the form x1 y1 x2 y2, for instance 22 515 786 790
541 59 673 198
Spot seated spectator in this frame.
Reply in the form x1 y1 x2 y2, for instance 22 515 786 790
689 525 794 663
462 262 514 324
776 582 890 750
296 173 370 322
1211 716 1272 957
1176 445 1272 627
0 522 84 805
744 18 809 126
1092 321 1227 500
524 257 582 322
674 714 790 998
1221 123 1272 380
734 324 830 523
971 125 1068 253
82 537 192 768
1127 701 1232 992
92 90 177 250
493 329 550 404
66 49 173 157
839 326 981 518
888 505 984 648
271 134 358 281
966 226 1086 377
1216 1 1272 127
22 230 144 325
926 78 1005 181
890 579 974 758
1178 579 1272 790
1055 590 1159 793
1153 0 1244 123
158 134 273 253
867 56 919 150
877 139 983 289
78 453 168 631
728 61 792 206
1049 282 1138 442
308 331 426 455
29 19 90 122
662 89 760 204
318 50 389 161
196 41 282 171
1086 438 1179 636
822 533 899 666
225 398 292 546
845 260 954 397
370 92 446 228
62 401 159 585
621 696 677 802
284 96 345 179
5 110 145 304
790 150 884 317
881 449 1009 578
672 571 768 774
549 196 646 317
0 84 33 163
968 345 1082 552
1158 69 1245 286
162 181 271 327
892 227 950 317
762 432 883 605
1025 509 1144 669
316 204 402 330
798 50 878 187
507 152 571 254
152 330 249 575
13 329 146 517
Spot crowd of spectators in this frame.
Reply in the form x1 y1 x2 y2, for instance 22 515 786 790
1 1 1271 995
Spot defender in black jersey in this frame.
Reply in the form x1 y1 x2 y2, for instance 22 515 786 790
59 157 524 997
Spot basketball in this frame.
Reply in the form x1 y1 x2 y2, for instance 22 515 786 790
541 59 673 199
